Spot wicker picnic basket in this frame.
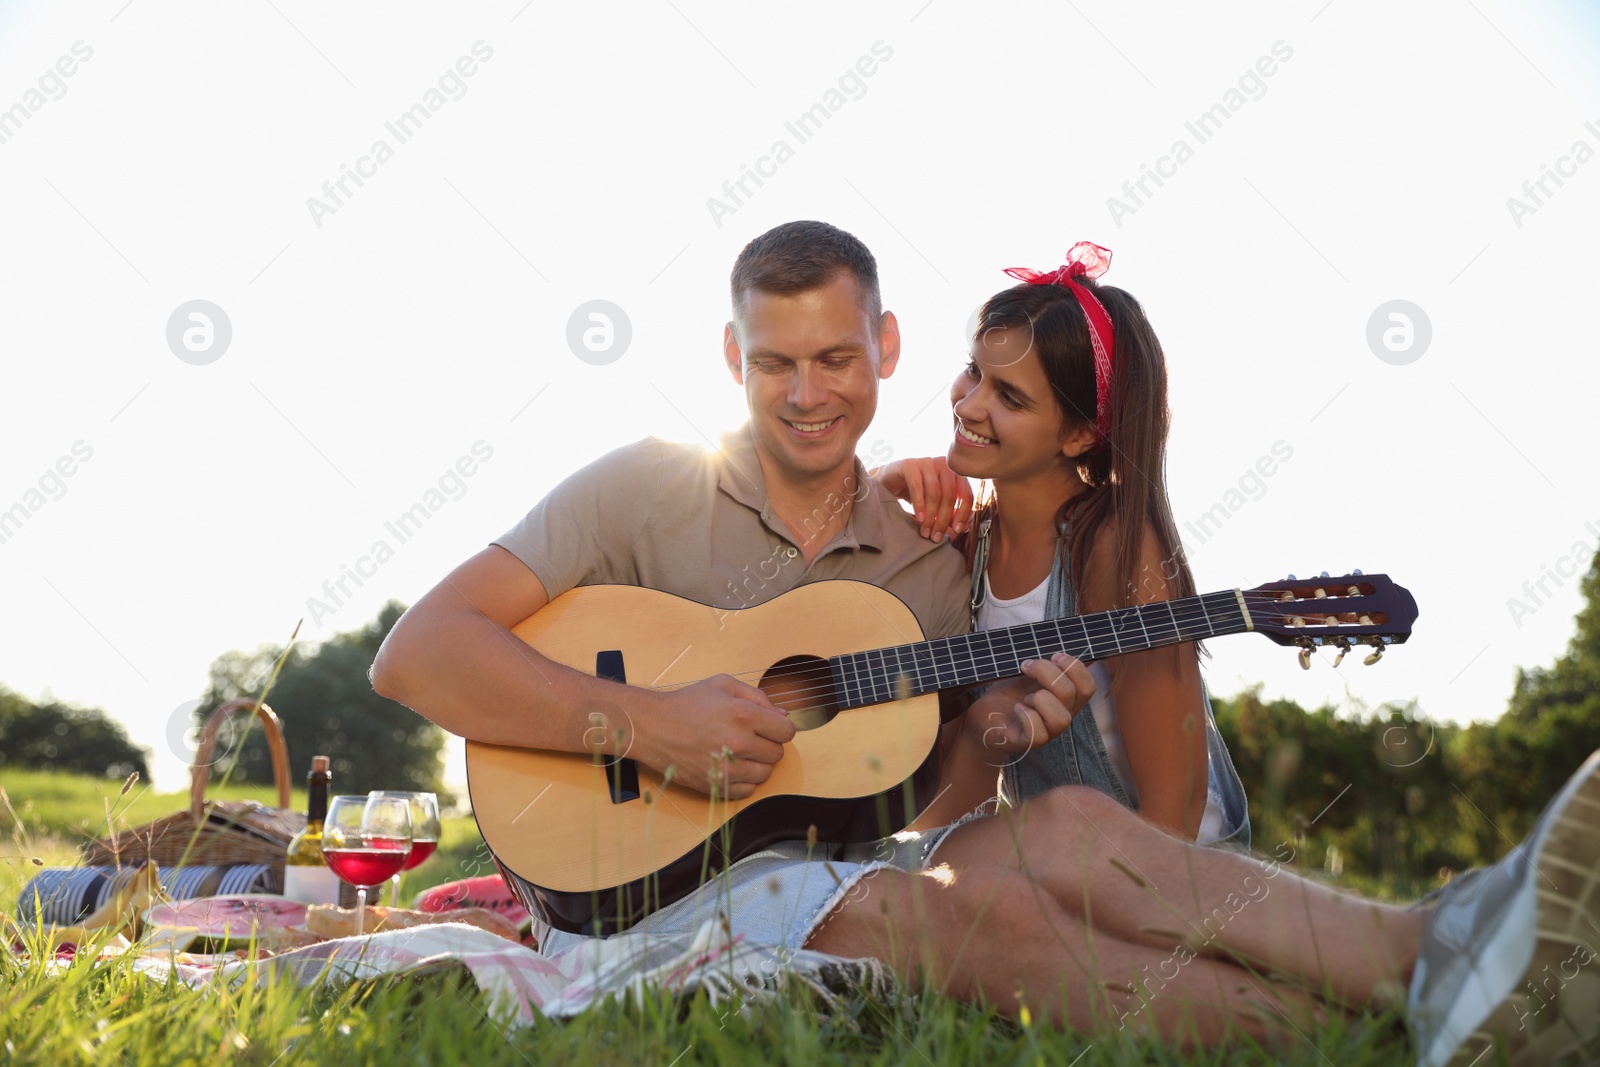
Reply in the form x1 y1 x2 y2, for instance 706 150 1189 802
81 698 304 881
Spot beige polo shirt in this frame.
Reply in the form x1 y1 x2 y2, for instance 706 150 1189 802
491 423 971 642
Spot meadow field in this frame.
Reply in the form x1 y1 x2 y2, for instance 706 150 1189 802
0 770 1422 1066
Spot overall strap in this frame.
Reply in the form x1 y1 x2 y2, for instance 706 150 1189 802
967 515 994 631
1042 521 1076 620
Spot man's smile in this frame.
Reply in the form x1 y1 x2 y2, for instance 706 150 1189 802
780 415 844 438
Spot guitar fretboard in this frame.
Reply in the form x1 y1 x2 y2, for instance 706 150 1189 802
828 589 1249 710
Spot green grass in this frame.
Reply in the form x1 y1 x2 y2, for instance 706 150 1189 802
0 957 1416 1067
0 771 1420 1066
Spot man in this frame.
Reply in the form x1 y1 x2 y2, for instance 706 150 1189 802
372 221 1600 1064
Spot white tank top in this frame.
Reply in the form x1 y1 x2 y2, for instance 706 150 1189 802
975 569 1226 843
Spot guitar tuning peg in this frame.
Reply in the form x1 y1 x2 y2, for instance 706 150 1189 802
1347 585 1360 596
1352 568 1363 575
1332 645 1348 668
1363 646 1384 666
1287 574 1297 581
1313 587 1328 599
1298 647 1312 670
1319 571 1329 578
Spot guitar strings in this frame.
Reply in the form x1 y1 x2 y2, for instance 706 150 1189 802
621 591 1350 706
630 595 1231 702
755 594 1251 705
620 593 1234 692
642 592 1381 707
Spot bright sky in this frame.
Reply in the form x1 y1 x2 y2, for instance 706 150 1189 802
2 1 1597 795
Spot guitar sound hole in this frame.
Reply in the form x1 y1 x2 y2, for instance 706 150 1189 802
759 655 839 732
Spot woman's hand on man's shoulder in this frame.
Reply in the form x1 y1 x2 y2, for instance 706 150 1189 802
871 456 974 543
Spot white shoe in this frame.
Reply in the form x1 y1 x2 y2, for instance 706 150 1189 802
1407 748 1600 1066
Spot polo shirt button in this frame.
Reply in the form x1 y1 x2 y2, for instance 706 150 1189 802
786 547 798 558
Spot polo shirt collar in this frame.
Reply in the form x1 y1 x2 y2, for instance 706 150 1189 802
717 422 887 552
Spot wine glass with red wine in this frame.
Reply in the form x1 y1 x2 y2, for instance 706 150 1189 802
368 791 441 905
322 794 412 935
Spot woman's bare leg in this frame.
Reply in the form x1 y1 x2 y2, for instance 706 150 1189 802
805 864 1345 1050
928 785 1422 1008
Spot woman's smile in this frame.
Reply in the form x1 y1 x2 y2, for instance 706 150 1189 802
954 419 997 448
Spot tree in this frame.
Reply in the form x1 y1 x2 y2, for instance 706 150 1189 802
1212 686 1469 885
1455 545 1600 844
197 601 446 797
0 684 149 779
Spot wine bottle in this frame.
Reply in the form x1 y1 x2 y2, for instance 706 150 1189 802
282 755 341 904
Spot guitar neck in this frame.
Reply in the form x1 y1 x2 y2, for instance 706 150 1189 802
829 588 1253 710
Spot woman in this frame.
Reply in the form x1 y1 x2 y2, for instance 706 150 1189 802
882 241 1250 846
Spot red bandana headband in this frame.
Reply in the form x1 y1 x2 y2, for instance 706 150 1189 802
1002 241 1116 448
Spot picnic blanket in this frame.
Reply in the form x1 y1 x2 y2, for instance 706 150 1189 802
17 870 898 1023
121 919 899 1026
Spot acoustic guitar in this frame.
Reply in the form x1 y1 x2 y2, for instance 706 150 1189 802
466 572 1416 934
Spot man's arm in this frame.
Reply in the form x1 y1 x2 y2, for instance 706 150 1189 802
372 544 610 752
371 545 795 797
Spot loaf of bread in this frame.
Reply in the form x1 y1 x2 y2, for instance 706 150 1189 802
304 904 521 942
261 923 328 951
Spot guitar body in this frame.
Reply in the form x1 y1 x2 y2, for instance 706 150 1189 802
466 580 945 936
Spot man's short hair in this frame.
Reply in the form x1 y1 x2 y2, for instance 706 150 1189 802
730 220 883 327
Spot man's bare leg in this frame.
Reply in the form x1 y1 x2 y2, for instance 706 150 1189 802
928 785 1422 1008
805 864 1342 1049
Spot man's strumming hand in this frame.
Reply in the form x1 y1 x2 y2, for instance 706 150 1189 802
627 675 797 798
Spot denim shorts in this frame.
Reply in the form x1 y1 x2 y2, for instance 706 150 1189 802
536 802 997 959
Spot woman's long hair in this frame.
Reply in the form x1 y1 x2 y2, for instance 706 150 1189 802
961 278 1197 615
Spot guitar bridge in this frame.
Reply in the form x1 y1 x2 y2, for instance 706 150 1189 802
595 650 641 804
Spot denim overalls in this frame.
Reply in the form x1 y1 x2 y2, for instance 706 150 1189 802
968 518 1252 849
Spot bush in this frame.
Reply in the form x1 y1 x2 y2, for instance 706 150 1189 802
0 684 150 780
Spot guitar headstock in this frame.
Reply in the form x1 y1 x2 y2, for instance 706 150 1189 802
1242 572 1417 668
